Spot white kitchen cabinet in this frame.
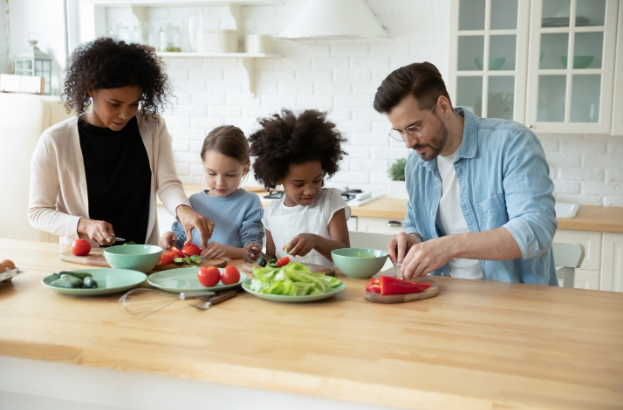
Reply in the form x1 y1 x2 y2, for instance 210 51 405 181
611 1 623 135
356 216 404 235
553 229 602 289
600 233 623 292
449 0 620 135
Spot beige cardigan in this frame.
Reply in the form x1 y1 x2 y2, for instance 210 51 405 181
28 113 190 245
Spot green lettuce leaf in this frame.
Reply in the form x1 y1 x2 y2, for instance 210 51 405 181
251 262 342 296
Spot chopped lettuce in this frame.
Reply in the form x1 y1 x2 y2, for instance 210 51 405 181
249 262 342 296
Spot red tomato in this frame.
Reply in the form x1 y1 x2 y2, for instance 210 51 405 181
221 265 240 285
182 244 201 256
276 256 290 267
197 266 221 287
71 239 91 257
171 246 185 258
158 251 175 265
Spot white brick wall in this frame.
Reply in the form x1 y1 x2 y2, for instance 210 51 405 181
106 0 623 207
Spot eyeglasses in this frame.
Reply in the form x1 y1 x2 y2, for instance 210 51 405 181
388 103 437 142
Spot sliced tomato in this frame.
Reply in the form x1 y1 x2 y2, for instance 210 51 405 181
158 251 175 265
276 256 290 267
182 244 201 256
171 246 185 258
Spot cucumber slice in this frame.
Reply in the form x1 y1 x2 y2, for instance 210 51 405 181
173 257 185 266
190 254 201 264
184 256 191 264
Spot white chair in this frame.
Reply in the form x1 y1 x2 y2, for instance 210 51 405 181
552 242 585 288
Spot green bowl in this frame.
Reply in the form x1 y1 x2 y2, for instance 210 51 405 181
103 244 162 273
474 57 506 70
560 55 594 69
331 248 388 279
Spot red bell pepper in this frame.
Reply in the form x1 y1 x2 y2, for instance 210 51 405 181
379 275 431 295
365 283 381 293
277 256 290 267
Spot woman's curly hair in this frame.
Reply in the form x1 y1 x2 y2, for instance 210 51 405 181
249 109 347 189
62 37 172 120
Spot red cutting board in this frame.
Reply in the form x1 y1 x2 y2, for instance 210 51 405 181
242 262 336 277
364 278 439 303
59 248 227 271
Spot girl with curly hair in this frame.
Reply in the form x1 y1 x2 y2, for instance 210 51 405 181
249 109 350 266
159 126 264 262
28 38 214 247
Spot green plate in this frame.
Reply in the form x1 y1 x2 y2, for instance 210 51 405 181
147 267 244 293
242 278 346 303
41 268 147 296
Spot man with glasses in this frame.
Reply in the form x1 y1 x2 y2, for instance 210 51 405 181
374 62 557 285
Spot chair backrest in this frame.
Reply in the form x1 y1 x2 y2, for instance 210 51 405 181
349 231 393 251
552 242 585 288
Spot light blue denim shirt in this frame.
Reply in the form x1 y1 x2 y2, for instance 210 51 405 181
403 107 558 285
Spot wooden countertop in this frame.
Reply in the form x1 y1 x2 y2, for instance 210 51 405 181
1 238 622 410
166 185 623 233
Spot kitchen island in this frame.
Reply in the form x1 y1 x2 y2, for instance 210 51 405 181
0 238 622 410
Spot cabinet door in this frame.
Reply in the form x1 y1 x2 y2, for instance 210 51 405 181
526 0 618 133
449 0 530 122
600 233 623 292
357 217 404 235
611 1 623 135
553 229 602 289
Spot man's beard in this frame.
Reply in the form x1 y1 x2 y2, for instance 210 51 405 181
414 120 449 161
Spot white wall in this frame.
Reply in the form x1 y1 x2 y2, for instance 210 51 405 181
6 0 67 94
66 0 623 207
0 0 8 74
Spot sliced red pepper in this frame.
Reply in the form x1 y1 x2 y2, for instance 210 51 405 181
380 275 431 295
277 256 290 267
368 278 380 285
365 283 381 293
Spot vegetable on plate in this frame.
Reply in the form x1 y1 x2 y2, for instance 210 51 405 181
248 262 342 296
366 276 431 295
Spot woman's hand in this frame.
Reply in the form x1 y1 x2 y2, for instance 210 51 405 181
77 218 115 246
176 205 214 249
243 242 262 262
159 231 177 250
285 234 316 257
201 242 227 260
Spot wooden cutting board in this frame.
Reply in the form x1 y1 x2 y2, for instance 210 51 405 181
364 278 439 304
59 248 227 271
242 262 336 277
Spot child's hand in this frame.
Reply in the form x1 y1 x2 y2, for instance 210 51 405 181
243 242 262 262
160 231 177 250
201 242 227 260
285 234 316 257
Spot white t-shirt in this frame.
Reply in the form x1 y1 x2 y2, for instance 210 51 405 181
262 188 351 266
436 149 485 280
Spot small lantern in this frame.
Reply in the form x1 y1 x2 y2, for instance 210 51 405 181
13 33 52 95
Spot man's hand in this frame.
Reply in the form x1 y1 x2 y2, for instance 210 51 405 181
401 236 455 280
176 205 214 249
387 232 422 264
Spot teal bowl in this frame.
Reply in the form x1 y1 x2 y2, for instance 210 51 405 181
474 57 506 70
331 248 388 279
560 55 594 69
103 244 162 273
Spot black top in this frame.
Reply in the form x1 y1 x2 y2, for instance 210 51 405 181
78 116 151 244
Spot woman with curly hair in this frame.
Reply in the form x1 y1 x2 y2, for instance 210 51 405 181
28 38 214 247
249 109 350 266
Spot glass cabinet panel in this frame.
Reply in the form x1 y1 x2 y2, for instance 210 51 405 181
571 75 601 122
459 0 486 30
538 75 566 122
488 77 515 120
458 36 484 71
490 35 516 70
457 77 483 116
576 0 605 26
541 0 570 27
540 33 568 69
491 0 518 29
573 32 603 69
